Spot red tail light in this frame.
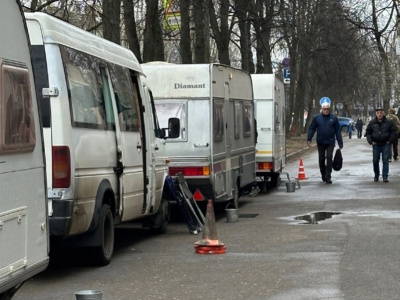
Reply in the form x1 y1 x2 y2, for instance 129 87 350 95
169 166 210 176
52 146 71 188
258 162 273 170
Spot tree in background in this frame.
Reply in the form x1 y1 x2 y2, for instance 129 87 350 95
19 0 398 135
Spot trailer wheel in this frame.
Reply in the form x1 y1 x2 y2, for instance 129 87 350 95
94 204 114 266
270 173 280 188
149 198 169 234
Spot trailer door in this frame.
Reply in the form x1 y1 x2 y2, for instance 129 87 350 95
224 82 232 195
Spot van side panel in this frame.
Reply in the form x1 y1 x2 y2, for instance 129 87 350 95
0 0 48 294
23 13 168 266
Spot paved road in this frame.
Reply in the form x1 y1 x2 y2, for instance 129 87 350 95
13 137 400 300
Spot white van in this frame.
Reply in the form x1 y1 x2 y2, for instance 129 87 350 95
251 74 286 189
25 12 175 265
0 1 48 298
142 62 256 207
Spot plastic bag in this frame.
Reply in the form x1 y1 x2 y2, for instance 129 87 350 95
332 149 343 171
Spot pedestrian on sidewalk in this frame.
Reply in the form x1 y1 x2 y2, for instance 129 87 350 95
365 108 397 182
348 122 354 139
385 108 400 161
307 97 343 184
355 117 363 139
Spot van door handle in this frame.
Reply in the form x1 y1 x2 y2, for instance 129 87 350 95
137 143 142 150
154 146 159 151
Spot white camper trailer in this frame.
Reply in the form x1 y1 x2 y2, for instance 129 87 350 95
0 1 49 298
142 63 256 207
25 13 176 265
251 74 286 189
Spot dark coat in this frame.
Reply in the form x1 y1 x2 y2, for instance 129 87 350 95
307 112 343 148
365 116 397 145
355 120 363 131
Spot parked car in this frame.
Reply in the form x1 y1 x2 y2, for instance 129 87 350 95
338 117 355 133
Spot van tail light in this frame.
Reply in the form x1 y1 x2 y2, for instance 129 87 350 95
52 146 71 188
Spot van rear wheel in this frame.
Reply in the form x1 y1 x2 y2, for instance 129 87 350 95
94 204 114 266
149 199 169 234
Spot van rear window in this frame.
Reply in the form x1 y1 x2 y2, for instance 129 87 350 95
0 59 36 154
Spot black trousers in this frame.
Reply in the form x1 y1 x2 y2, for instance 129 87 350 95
389 138 398 159
317 144 335 180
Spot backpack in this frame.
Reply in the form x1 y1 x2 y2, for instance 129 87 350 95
387 115 400 132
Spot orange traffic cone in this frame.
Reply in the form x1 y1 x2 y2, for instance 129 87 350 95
296 158 308 180
194 200 226 254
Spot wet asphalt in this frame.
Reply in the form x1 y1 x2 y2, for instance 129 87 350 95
13 136 400 300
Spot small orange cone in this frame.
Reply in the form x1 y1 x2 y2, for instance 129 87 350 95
194 200 226 254
296 158 308 180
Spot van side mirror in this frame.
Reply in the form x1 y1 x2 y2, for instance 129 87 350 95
168 118 180 138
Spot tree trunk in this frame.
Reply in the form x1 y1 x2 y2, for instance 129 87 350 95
123 0 142 63
143 0 164 62
193 0 210 63
209 0 230 65
235 0 252 72
102 0 121 44
180 0 192 64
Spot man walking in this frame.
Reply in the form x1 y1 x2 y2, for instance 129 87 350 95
385 108 400 161
355 117 363 139
365 108 398 182
307 97 343 184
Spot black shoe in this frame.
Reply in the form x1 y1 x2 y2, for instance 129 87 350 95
321 176 326 182
389 159 392 162
374 177 378 182
326 180 332 184
395 158 399 161
383 178 389 182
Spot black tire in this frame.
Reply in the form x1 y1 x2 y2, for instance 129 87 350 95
93 204 114 266
270 172 280 188
0 284 21 300
149 199 169 234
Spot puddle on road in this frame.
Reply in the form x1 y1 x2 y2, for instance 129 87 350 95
294 212 341 224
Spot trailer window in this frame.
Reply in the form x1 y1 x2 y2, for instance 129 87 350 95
234 101 241 139
214 101 224 142
155 102 186 139
61 47 106 129
108 64 140 132
243 102 253 137
0 60 36 154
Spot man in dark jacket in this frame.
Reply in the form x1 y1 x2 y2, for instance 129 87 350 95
365 108 398 182
307 97 343 184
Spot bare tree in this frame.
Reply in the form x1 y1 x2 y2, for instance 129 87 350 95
233 0 254 72
102 0 121 44
123 0 142 62
208 0 231 65
143 0 164 62
344 0 398 112
192 0 210 63
180 0 193 63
